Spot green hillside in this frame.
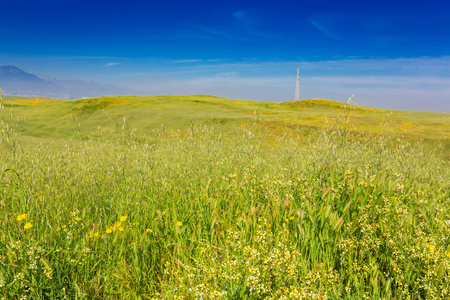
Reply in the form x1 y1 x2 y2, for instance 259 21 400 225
3 95 450 144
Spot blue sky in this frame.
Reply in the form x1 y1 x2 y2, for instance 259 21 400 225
1 0 449 111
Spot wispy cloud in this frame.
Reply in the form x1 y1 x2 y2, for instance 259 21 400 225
233 10 256 30
177 25 240 40
308 11 442 47
47 55 126 61
172 59 203 63
308 12 400 44
232 9 284 40
140 56 450 79
308 12 357 41
105 62 120 67
171 59 222 64
309 18 343 41
175 10 282 42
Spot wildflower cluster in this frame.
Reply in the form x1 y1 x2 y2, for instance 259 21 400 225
106 216 128 233
158 221 338 299
0 241 52 298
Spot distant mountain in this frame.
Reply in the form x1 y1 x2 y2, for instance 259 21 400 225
0 65 128 99
0 65 45 83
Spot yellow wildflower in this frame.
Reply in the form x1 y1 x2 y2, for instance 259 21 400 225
120 216 127 222
289 216 295 220
428 244 436 253
146 228 153 233
74 217 83 221
106 228 113 234
17 214 28 221
89 231 100 238
24 222 33 230
176 221 183 227
118 227 124 232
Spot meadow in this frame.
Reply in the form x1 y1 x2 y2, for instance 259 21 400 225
1 93 450 299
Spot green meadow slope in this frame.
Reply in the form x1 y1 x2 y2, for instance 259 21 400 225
4 95 450 149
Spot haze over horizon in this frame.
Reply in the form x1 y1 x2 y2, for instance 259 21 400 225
1 0 449 111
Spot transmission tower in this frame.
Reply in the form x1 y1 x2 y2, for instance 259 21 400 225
295 67 300 101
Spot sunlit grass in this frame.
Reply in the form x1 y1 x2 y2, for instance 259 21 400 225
0 95 450 299
2 95 449 144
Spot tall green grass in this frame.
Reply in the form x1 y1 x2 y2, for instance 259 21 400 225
0 88 18 151
1 94 450 299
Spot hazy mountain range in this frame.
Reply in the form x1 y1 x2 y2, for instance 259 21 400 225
0 65 128 99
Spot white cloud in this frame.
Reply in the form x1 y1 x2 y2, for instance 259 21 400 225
104 62 120 67
46 55 126 61
172 59 202 63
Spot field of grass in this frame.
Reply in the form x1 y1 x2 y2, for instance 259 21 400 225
2 95 449 143
1 94 450 299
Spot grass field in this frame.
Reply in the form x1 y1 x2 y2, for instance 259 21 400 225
1 94 450 299
2 95 449 142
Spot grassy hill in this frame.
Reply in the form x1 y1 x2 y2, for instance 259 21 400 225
3 94 450 141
